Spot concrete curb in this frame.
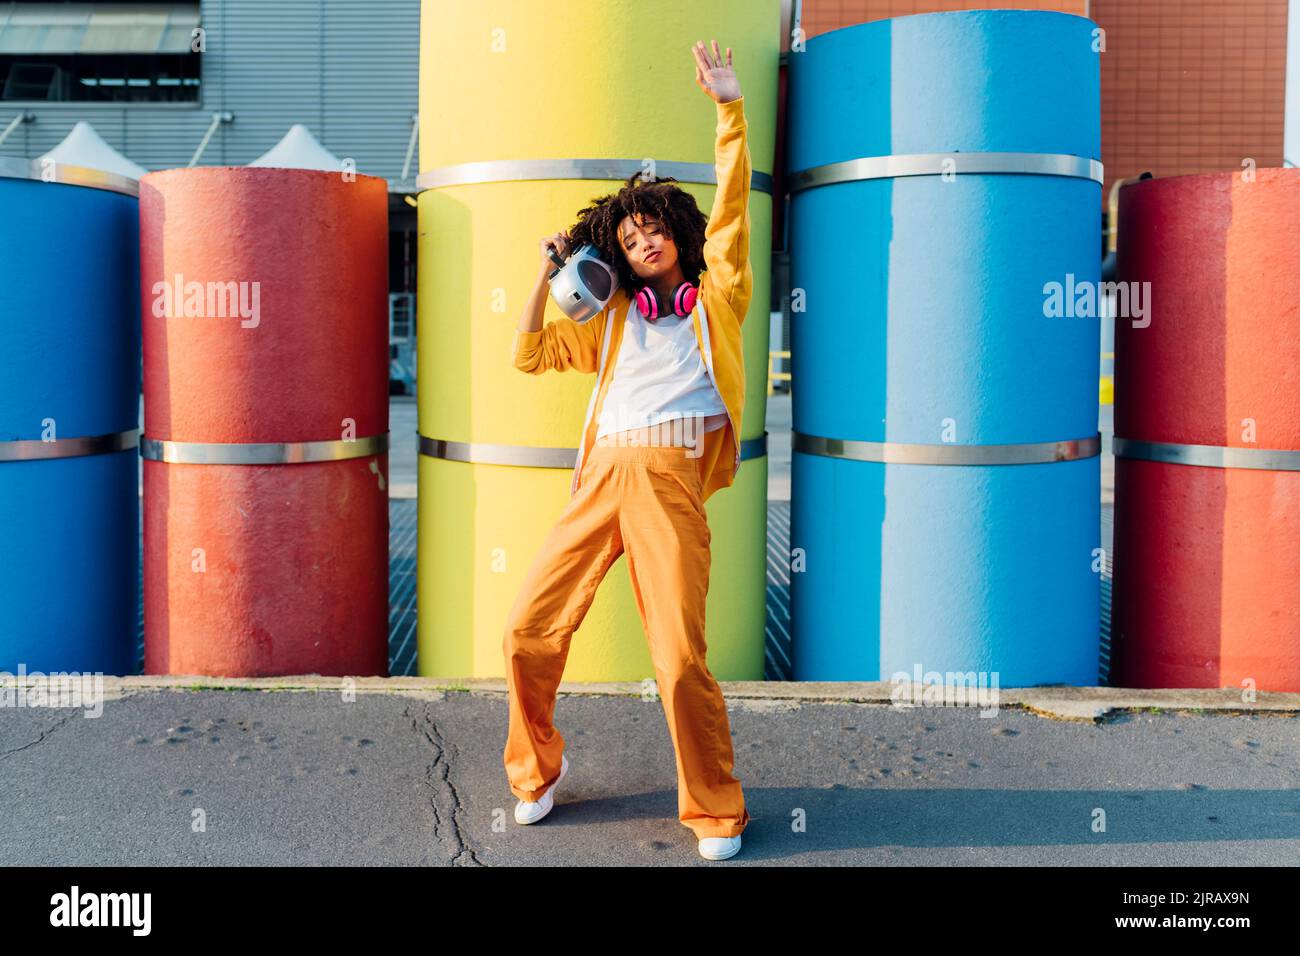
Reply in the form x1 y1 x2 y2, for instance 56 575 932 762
26 675 1300 723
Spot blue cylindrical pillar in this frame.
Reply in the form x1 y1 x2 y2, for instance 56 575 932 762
0 161 141 674
787 10 1102 684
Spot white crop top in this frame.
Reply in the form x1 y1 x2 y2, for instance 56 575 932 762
594 302 729 440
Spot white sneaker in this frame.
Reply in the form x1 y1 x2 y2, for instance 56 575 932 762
513 754 569 825
698 834 742 861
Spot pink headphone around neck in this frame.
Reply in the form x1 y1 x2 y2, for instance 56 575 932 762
635 281 698 321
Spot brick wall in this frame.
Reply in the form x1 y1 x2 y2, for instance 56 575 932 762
1094 0 1288 201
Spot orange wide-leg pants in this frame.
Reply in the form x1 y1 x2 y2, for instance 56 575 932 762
502 441 750 839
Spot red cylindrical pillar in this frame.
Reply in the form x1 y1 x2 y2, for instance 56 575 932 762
141 167 390 677
1111 168 1300 691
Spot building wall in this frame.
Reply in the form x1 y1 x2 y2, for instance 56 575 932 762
1289 0 1300 166
1093 0 1288 199
5 1 1288 218
0 0 420 183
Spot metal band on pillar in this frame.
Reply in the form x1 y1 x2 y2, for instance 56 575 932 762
419 431 768 466
419 436 576 468
793 430 1100 465
140 433 389 464
788 151 1104 194
0 428 140 462
416 158 774 194
1113 437 1300 472
738 433 767 460
0 156 140 198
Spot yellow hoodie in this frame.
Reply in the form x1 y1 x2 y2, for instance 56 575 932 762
512 95 753 504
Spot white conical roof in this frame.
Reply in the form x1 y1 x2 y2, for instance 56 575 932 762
248 124 343 171
38 121 147 179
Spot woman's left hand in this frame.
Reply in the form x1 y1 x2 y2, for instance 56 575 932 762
693 39 741 104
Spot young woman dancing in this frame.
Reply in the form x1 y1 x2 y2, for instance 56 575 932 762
503 39 754 862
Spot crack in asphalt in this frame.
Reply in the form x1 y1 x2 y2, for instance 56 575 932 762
0 710 80 761
406 701 483 866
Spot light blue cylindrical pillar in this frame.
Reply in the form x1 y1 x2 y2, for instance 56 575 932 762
787 10 1102 684
0 161 141 674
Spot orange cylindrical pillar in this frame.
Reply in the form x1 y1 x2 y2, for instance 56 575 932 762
1111 168 1300 691
140 167 390 676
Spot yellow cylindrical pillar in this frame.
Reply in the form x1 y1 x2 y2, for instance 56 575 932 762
416 0 779 679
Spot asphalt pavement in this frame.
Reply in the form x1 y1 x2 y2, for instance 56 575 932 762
2 679 1297 866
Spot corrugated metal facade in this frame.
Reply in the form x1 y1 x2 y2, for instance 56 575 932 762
0 0 419 185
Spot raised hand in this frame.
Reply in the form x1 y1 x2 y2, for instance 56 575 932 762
692 39 741 104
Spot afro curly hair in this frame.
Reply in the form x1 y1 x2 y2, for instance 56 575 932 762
565 171 709 296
